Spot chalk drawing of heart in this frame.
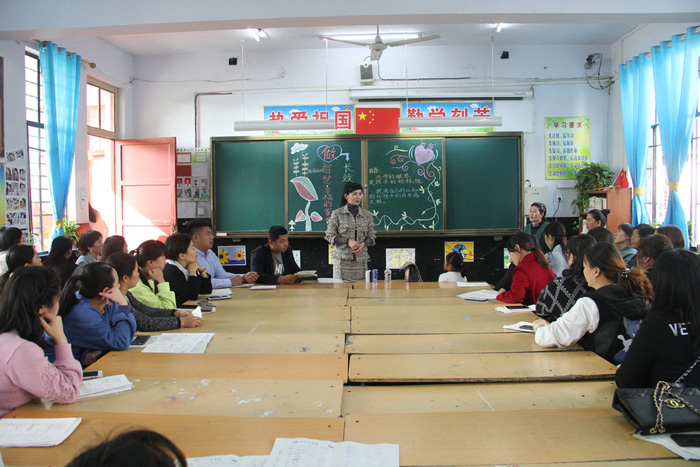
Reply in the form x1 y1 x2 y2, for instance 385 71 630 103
414 142 436 166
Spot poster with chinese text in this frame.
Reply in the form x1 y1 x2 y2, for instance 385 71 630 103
545 117 591 179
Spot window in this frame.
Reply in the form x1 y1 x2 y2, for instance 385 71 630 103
645 95 700 247
25 50 53 252
86 76 118 139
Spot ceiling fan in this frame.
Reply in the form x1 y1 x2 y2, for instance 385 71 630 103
319 26 441 61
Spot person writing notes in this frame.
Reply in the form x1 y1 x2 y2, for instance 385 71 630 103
532 243 652 364
188 219 258 288
0 267 82 417
496 233 554 305
251 226 301 285
325 182 376 281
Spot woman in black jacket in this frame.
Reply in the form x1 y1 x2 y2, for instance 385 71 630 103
162 233 212 307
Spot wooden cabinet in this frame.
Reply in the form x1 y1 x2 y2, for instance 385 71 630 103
579 187 631 234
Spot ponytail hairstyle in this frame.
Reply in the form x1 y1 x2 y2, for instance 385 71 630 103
583 242 652 303
0 226 23 251
651 249 700 356
445 251 470 278
506 232 550 270
339 182 362 207
77 230 103 255
102 235 128 261
543 221 567 250
165 233 193 261
562 234 596 281
59 262 117 318
0 244 39 295
133 240 167 289
655 225 685 249
0 266 60 347
48 235 75 264
587 209 610 228
106 252 138 284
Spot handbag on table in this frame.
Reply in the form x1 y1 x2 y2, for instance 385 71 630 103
613 356 700 435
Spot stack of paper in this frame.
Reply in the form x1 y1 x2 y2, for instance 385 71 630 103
457 281 491 288
317 278 344 284
202 289 232 300
251 285 276 290
142 333 214 353
263 438 399 467
187 455 268 466
457 289 499 301
296 270 317 277
79 374 133 399
0 418 81 447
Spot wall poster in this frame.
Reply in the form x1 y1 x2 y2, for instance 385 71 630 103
545 117 591 179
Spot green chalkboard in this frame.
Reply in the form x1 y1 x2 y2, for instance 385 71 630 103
287 140 362 233
445 137 521 230
367 139 444 232
213 141 285 232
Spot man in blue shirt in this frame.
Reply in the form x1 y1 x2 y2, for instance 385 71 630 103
188 219 258 288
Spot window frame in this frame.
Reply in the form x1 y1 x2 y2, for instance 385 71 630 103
86 75 119 139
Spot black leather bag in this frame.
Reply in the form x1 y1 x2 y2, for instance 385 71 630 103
613 382 700 434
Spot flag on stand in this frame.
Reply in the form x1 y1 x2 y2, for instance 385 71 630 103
355 108 400 134
615 168 629 188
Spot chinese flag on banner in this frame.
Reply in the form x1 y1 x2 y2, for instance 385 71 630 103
355 108 400 134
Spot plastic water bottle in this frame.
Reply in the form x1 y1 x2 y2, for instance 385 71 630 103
384 267 392 283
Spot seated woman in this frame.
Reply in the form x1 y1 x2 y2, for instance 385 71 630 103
628 223 655 267
163 233 212 307
0 227 23 274
45 236 77 287
56 262 136 367
523 202 548 246
0 244 43 295
107 253 201 331
101 235 128 261
585 208 610 232
129 240 177 310
0 267 82 417
636 234 673 277
543 222 568 277
616 249 700 388
439 252 468 282
532 243 652 364
614 223 636 265
655 224 685 249
75 230 103 268
535 234 596 323
496 232 554 305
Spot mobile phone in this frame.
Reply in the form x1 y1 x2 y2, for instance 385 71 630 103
83 370 102 380
505 305 529 310
131 335 151 347
519 324 534 331
671 434 700 447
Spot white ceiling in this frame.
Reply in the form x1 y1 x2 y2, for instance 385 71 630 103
101 23 641 57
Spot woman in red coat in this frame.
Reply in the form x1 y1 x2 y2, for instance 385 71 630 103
497 232 555 305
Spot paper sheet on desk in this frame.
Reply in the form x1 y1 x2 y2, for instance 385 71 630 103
457 281 491 287
202 288 233 297
251 285 276 290
503 321 535 333
317 278 345 283
0 417 81 447
142 333 214 353
263 438 399 467
634 432 700 460
187 454 268 467
79 374 133 398
457 289 499 301
495 304 536 313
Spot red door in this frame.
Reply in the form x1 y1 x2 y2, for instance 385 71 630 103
114 137 177 248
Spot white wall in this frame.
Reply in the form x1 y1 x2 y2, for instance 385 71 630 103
130 42 611 214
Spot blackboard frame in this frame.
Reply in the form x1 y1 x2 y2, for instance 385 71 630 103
211 133 523 237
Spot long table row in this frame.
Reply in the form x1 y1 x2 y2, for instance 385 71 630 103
2 281 676 465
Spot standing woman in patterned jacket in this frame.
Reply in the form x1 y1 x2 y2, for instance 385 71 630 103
325 182 376 281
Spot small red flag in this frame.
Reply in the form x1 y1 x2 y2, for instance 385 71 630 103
355 108 400 134
615 168 629 188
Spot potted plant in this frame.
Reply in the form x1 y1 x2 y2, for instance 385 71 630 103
62 219 79 242
571 162 615 215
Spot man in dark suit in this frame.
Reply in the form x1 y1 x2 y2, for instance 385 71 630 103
251 226 301 284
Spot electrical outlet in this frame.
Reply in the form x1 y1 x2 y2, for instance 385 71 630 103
554 192 563 202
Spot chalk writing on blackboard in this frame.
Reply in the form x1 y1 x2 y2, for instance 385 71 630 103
369 140 442 231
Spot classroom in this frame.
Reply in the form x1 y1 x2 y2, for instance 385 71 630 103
1 1 700 465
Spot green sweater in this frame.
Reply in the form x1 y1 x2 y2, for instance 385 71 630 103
129 278 177 310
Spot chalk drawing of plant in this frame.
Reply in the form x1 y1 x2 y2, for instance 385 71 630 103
290 176 322 231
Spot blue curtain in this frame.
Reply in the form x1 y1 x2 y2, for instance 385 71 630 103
619 53 653 225
39 42 81 240
651 26 700 248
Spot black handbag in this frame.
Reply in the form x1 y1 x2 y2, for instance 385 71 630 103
613 357 700 434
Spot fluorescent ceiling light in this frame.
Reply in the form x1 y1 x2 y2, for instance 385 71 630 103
324 33 420 42
496 23 504 33
234 119 335 131
398 117 502 128
247 28 267 41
